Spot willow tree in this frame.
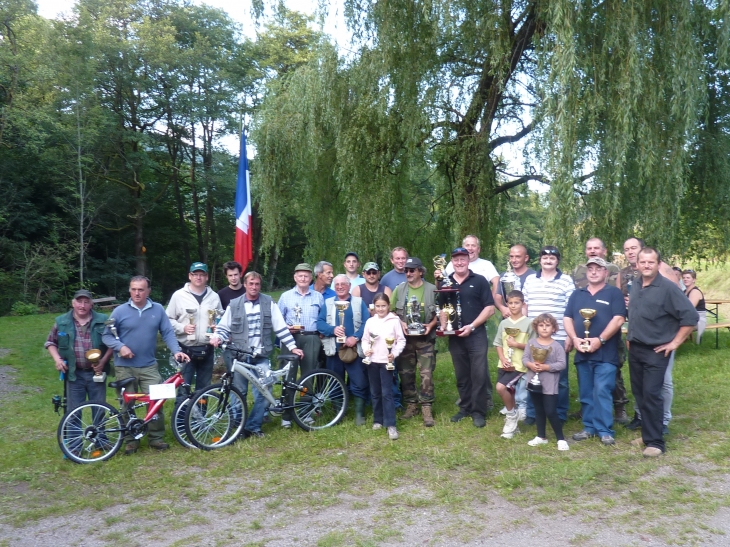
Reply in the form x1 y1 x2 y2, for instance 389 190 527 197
255 0 728 263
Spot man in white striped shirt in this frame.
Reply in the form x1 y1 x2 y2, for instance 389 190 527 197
522 246 575 424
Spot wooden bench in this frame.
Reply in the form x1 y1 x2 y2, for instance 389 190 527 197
704 321 730 348
92 297 119 310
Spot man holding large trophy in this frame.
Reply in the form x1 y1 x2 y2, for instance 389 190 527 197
563 257 626 446
390 257 438 427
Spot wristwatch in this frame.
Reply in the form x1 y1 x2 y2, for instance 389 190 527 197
599 336 606 345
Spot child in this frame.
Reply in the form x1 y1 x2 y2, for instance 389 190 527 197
362 293 406 440
494 290 533 439
523 313 568 451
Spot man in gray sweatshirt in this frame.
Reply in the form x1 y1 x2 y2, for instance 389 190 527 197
103 276 189 454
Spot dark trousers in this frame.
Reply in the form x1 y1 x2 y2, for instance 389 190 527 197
181 345 215 391
326 355 369 399
448 328 491 418
530 391 564 441
526 340 568 421
67 369 107 410
629 342 670 452
284 333 322 420
367 363 396 427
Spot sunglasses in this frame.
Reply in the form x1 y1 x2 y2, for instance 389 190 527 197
540 249 559 256
364 270 379 275
405 268 418 273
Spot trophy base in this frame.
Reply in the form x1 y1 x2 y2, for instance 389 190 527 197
385 363 395 371
407 329 427 336
93 372 107 383
580 342 591 352
436 328 464 337
187 335 196 341
290 325 304 332
527 382 543 393
362 358 371 365
434 287 459 293
336 336 346 344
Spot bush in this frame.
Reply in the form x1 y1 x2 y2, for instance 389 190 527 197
10 302 40 316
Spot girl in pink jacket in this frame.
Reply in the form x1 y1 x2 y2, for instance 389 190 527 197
362 293 406 440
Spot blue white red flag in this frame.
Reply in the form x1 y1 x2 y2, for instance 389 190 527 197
234 130 253 271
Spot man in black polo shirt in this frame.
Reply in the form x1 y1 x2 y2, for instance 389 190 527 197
440 247 496 427
627 247 698 457
563 257 625 446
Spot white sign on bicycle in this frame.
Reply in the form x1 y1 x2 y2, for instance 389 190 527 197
149 383 177 400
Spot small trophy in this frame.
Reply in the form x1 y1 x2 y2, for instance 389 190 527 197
528 346 552 393
362 333 379 365
504 327 522 366
440 303 456 334
206 309 217 337
433 254 453 288
85 349 105 383
334 301 350 343
185 308 197 341
501 264 519 294
385 336 396 371
105 318 119 340
406 295 426 335
290 304 304 331
579 308 597 351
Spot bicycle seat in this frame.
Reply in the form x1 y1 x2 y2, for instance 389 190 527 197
276 353 299 362
108 377 136 390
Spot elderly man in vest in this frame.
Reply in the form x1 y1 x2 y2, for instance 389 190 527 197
46 289 113 410
391 257 438 426
317 274 370 425
210 271 303 438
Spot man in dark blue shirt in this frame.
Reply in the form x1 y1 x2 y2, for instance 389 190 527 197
564 257 626 446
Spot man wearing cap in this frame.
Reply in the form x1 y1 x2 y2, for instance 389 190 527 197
563 257 626 446
352 261 391 313
218 261 246 310
380 247 409 291
391 257 438 426
46 289 114 411
439 247 496 428
333 252 365 291
103 276 190 453
166 262 222 393
521 246 575 424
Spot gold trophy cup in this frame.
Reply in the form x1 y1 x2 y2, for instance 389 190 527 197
528 346 552 393
206 309 217 338
579 308 597 351
504 327 522 366
440 303 456 333
334 301 350 343
85 348 105 383
185 308 197 341
385 336 396 371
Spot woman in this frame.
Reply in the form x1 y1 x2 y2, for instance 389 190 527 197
682 269 706 344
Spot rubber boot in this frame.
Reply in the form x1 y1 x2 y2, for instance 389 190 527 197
354 397 366 426
402 403 419 419
422 404 435 427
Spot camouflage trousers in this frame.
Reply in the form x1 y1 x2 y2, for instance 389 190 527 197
395 338 435 405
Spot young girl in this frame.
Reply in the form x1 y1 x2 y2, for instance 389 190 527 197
362 293 406 440
523 313 568 451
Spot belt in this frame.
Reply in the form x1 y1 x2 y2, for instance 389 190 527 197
297 331 319 336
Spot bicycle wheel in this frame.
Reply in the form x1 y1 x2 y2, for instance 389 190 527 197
184 383 247 450
57 402 124 463
291 369 348 431
172 398 197 449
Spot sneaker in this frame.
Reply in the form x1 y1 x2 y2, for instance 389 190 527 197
557 440 570 451
624 416 642 430
499 406 508 415
372 423 383 430
387 426 399 440
523 417 536 426
517 408 527 422
503 410 519 435
451 410 468 423
500 432 515 439
281 420 292 429
600 435 616 446
572 430 596 441
643 446 663 458
662 424 670 435
472 416 486 428
528 436 549 446
614 407 630 425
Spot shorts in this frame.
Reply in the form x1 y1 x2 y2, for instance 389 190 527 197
497 369 524 393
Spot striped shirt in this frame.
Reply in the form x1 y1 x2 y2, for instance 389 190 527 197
215 298 297 355
278 287 324 331
522 269 575 341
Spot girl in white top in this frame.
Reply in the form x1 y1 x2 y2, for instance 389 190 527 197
362 293 406 440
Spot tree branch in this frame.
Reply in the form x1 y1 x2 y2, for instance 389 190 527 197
489 122 534 151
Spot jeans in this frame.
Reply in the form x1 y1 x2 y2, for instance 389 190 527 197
514 375 528 410
367 363 396 427
634 350 674 425
232 356 271 434
67 368 107 410
526 340 568 421
629 342 671 452
576 361 617 437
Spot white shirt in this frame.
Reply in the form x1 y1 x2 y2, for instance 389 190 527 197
445 258 499 285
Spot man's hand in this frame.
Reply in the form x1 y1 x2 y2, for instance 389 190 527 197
654 340 679 357
292 348 304 358
209 335 221 347
184 324 196 335
119 346 134 358
573 338 586 353
457 324 474 338
506 336 520 348
345 336 358 348
564 336 574 353
174 352 190 363
54 358 68 372
92 362 104 374
334 325 345 339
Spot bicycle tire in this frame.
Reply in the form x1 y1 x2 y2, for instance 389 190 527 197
184 383 247 450
291 369 348 431
57 402 124 463
172 398 197 449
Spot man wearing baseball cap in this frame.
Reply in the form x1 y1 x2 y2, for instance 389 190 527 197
352 261 391 313
46 289 114 413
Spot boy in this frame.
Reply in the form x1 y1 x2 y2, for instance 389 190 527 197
494 290 533 439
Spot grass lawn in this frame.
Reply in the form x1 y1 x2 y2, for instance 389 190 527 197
1 308 730 545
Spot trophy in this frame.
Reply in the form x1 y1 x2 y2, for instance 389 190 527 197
504 327 522 366
185 308 197 341
440 303 456 334
105 318 119 340
433 254 453 288
385 336 396 371
456 301 463 329
500 264 519 294
528 346 551 393
362 332 379 365
406 295 426 335
85 349 105 383
579 308 597 351
206 309 217 337
334 301 350 343
291 304 304 331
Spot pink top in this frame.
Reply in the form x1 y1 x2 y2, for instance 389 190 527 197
362 313 406 364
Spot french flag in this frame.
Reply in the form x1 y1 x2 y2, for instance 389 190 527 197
234 130 253 271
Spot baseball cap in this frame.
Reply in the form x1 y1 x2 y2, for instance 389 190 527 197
362 262 379 272
345 252 359 261
586 257 608 268
294 262 313 273
73 289 93 300
189 262 208 273
451 247 469 257
404 257 424 269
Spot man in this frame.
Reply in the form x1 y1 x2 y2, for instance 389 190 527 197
317 274 370 425
444 235 500 304
627 247 698 457
391 257 438 426
218 261 246 310
46 289 113 410
564 257 625 446
166 262 222 393
210 272 303 438
311 260 336 300
380 247 409 291
521 246 575 424
572 238 629 424
278 263 324 428
352 261 391 311
440 247 496 428
333 252 365 291
496 244 536 317
102 277 190 454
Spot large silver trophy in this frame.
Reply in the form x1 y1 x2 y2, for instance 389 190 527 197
105 318 119 340
500 263 520 294
334 301 350 343
433 254 453 288
362 332 379 365
185 308 197 341
528 346 552 393
406 295 426 335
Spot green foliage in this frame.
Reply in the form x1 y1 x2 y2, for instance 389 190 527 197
9 302 39 316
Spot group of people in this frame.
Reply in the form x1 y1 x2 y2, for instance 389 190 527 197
46 235 702 456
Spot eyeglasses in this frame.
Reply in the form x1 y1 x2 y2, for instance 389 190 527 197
364 270 378 275
405 268 418 273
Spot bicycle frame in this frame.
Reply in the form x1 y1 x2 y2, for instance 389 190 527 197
230 358 293 408
118 369 186 423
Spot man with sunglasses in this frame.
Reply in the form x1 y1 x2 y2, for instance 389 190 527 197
521 246 575 424
352 262 391 313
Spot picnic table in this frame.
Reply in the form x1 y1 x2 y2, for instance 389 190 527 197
92 296 119 310
704 299 730 348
